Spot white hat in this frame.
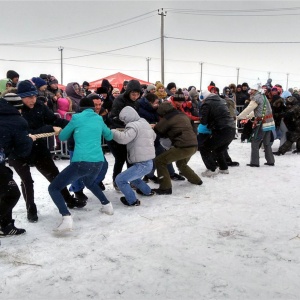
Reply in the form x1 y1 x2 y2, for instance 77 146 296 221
200 90 211 100
250 83 262 91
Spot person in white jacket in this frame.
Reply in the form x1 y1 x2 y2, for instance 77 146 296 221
112 106 156 206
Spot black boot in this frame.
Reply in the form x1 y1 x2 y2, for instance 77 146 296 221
98 181 106 191
27 204 38 223
170 173 185 181
153 188 172 195
136 188 155 196
65 195 87 209
0 220 26 236
120 197 141 206
74 189 88 201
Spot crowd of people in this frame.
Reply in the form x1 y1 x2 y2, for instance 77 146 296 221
1 70 300 234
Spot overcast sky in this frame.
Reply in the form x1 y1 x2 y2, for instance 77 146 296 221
1 0 300 91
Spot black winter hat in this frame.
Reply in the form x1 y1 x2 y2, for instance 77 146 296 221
242 82 249 87
2 93 23 108
82 81 89 87
17 80 38 98
87 94 101 100
96 87 108 94
79 97 95 109
209 81 215 87
166 82 176 91
173 88 185 102
6 70 19 80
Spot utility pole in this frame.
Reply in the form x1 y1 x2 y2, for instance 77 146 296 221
268 71 271 79
286 73 289 90
158 8 166 85
146 57 151 82
199 62 203 91
236 68 240 85
58 46 64 85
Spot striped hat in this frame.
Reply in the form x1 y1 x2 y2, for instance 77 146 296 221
17 80 38 98
2 93 23 108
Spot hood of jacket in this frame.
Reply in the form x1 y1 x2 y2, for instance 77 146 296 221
124 80 141 97
157 101 176 117
119 106 140 124
65 82 82 100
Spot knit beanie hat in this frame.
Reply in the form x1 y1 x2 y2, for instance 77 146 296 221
156 83 165 90
48 76 58 85
6 70 19 80
146 84 156 92
17 80 38 98
166 82 176 91
2 93 23 108
189 89 199 98
209 81 215 87
173 88 185 102
31 77 47 89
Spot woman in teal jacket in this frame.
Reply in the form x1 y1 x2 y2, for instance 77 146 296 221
48 98 113 232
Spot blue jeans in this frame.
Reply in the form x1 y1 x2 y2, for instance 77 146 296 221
48 161 109 216
115 160 153 205
69 151 108 192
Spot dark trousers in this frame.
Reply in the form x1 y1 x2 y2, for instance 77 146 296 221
0 167 21 227
8 156 71 211
106 140 132 182
198 127 236 171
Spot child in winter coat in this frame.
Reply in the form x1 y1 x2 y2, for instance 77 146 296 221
111 106 156 206
57 97 73 121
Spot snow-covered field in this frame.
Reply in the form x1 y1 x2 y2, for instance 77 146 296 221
1 138 299 300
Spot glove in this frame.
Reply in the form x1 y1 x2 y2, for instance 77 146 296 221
198 124 212 134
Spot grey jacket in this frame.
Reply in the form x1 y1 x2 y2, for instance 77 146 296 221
112 106 156 164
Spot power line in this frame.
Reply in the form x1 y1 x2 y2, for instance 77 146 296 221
0 11 157 45
0 38 160 62
165 7 300 13
166 36 300 44
168 11 300 17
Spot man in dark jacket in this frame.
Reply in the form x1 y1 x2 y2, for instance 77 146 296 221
0 93 34 235
198 90 236 177
108 79 141 190
152 102 202 195
8 80 85 223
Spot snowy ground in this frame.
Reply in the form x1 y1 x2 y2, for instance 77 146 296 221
0 138 300 300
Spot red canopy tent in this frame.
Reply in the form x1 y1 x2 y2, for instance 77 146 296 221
89 72 152 90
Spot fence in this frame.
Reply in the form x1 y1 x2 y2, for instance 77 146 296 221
47 112 108 160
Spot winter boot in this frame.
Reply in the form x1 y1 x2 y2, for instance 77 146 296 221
170 173 185 181
201 169 219 177
74 189 88 201
98 181 106 191
219 169 229 174
65 195 87 209
0 220 26 236
136 188 155 196
101 202 114 215
27 204 38 223
120 197 141 206
152 188 172 195
54 215 73 232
